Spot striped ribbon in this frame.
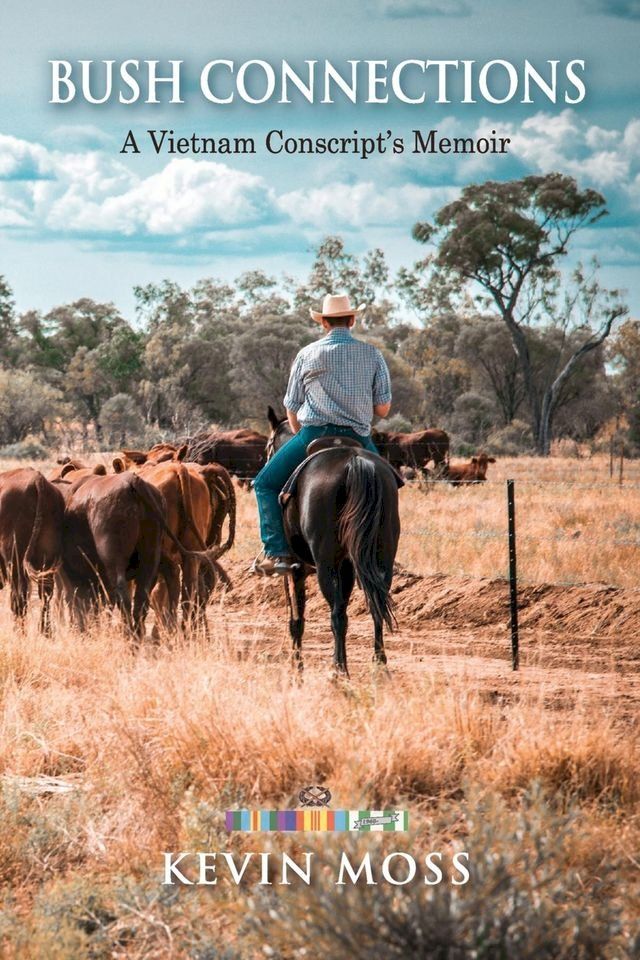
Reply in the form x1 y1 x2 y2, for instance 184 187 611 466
225 810 408 832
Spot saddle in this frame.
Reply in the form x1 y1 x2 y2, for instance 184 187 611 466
279 435 403 507
306 436 362 456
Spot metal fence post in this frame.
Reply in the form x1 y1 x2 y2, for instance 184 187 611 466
507 479 519 671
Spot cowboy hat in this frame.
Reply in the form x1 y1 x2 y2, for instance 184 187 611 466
309 293 366 324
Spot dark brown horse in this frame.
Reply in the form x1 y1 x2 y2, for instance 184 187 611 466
267 413 401 676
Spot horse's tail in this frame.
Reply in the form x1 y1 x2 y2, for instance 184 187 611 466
338 455 395 631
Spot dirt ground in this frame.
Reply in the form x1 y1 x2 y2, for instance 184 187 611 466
213 555 640 716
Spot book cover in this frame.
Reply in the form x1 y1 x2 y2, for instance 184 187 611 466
0 1 638 957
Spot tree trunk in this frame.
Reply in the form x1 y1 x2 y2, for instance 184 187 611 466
501 306 622 456
537 393 554 455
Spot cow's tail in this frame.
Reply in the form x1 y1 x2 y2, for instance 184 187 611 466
337 455 395 631
219 472 236 554
24 471 60 580
177 464 236 557
175 464 208 550
127 474 230 587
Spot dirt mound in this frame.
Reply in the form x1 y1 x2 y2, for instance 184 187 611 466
221 559 640 644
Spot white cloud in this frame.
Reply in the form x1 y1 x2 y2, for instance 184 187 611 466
279 181 456 228
497 110 640 197
0 137 279 244
0 132 456 245
48 159 275 236
1 113 640 256
585 125 620 150
0 134 52 180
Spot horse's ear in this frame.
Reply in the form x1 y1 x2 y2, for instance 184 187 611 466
57 455 71 465
267 406 281 430
113 457 126 474
488 457 496 463
60 462 77 478
93 464 107 475
471 457 478 465
176 443 188 462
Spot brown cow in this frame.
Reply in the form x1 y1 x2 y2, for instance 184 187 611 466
61 472 166 637
112 458 229 632
446 453 496 486
372 428 450 473
184 430 267 481
122 432 265 484
62 471 224 639
141 461 213 631
0 469 65 633
48 461 107 483
123 443 185 465
115 450 236 556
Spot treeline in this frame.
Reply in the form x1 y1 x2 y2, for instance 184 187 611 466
0 174 638 457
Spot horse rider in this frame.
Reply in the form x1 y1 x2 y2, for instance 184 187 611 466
251 293 392 576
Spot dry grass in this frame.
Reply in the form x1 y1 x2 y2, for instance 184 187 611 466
228 454 640 588
0 454 639 956
0 613 638 956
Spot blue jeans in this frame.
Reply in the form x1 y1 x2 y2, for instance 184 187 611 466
254 424 378 556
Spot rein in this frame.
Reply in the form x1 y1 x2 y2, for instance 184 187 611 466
266 420 290 461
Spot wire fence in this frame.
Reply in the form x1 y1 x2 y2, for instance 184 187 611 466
229 463 640 671
229 467 640 580
226 458 640 585
394 475 640 670
399 479 640 577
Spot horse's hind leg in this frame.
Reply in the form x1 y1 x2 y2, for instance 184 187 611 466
318 560 354 677
373 615 386 665
288 567 306 672
373 567 393 666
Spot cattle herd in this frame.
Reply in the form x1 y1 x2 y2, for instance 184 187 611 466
0 410 496 641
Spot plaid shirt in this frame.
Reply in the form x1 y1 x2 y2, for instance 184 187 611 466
283 328 392 436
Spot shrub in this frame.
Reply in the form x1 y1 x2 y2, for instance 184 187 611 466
450 391 497 447
0 369 63 444
487 419 534 456
375 413 413 433
98 393 144 447
245 788 639 960
0 438 49 460
448 435 477 457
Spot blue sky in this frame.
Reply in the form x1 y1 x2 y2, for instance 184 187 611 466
0 0 638 318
